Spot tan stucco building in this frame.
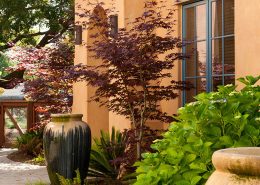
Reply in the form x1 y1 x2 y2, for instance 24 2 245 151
73 0 260 137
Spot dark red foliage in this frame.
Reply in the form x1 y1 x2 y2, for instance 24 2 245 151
72 0 192 159
10 43 74 117
74 0 190 123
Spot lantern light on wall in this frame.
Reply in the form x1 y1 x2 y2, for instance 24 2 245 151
75 25 82 45
110 15 118 38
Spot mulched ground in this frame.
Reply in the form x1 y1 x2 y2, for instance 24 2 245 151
7 150 46 166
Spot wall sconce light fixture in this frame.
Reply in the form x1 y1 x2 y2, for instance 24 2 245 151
75 25 82 45
110 15 118 38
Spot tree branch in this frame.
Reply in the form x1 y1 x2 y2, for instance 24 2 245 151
0 31 48 51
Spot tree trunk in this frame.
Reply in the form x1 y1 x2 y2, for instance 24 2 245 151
137 140 141 160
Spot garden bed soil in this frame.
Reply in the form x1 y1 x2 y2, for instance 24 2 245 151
7 150 46 166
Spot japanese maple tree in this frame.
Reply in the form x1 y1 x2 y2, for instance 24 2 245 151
9 43 74 116
74 0 191 159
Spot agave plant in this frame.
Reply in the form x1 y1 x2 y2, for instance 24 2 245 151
87 127 128 182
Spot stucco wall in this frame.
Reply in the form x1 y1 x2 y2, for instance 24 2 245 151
73 0 111 137
235 0 260 86
158 1 183 130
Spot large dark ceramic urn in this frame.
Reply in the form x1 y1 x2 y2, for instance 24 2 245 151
43 114 91 185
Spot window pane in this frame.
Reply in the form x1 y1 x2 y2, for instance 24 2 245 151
185 7 195 41
196 4 206 40
224 75 235 85
212 38 223 75
183 0 235 104
185 79 196 103
196 78 207 93
185 41 206 77
185 42 196 77
196 41 207 76
212 0 222 37
185 78 206 103
224 37 235 74
224 0 234 35
212 76 223 91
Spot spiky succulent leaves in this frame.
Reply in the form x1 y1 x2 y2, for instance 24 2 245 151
93 127 127 163
88 127 128 180
88 146 118 178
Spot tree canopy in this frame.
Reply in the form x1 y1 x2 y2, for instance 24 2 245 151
0 0 74 51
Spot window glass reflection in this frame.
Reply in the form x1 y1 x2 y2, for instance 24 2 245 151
186 79 196 103
224 37 235 74
212 38 223 75
196 4 206 40
185 7 195 41
224 0 234 35
212 76 223 91
224 76 235 85
196 41 206 76
212 0 222 37
185 43 196 77
196 78 207 93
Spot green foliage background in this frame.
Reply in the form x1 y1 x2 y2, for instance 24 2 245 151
134 76 260 185
0 0 74 50
0 52 15 77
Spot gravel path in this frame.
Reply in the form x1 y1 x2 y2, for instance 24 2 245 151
0 148 50 185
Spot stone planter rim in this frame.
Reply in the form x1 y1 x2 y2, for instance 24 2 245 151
51 113 83 118
212 147 260 176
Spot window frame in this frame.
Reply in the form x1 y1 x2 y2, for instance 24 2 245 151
182 0 235 105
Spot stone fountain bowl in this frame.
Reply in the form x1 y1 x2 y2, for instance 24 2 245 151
206 147 260 185
212 147 260 176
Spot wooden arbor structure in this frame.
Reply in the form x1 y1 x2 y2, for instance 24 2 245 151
0 85 40 147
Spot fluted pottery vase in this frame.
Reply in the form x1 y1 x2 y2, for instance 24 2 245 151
206 147 260 185
43 114 91 185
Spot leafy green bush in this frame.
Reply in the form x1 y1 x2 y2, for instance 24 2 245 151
134 76 260 185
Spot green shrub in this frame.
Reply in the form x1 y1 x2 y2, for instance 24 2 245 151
134 76 260 185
